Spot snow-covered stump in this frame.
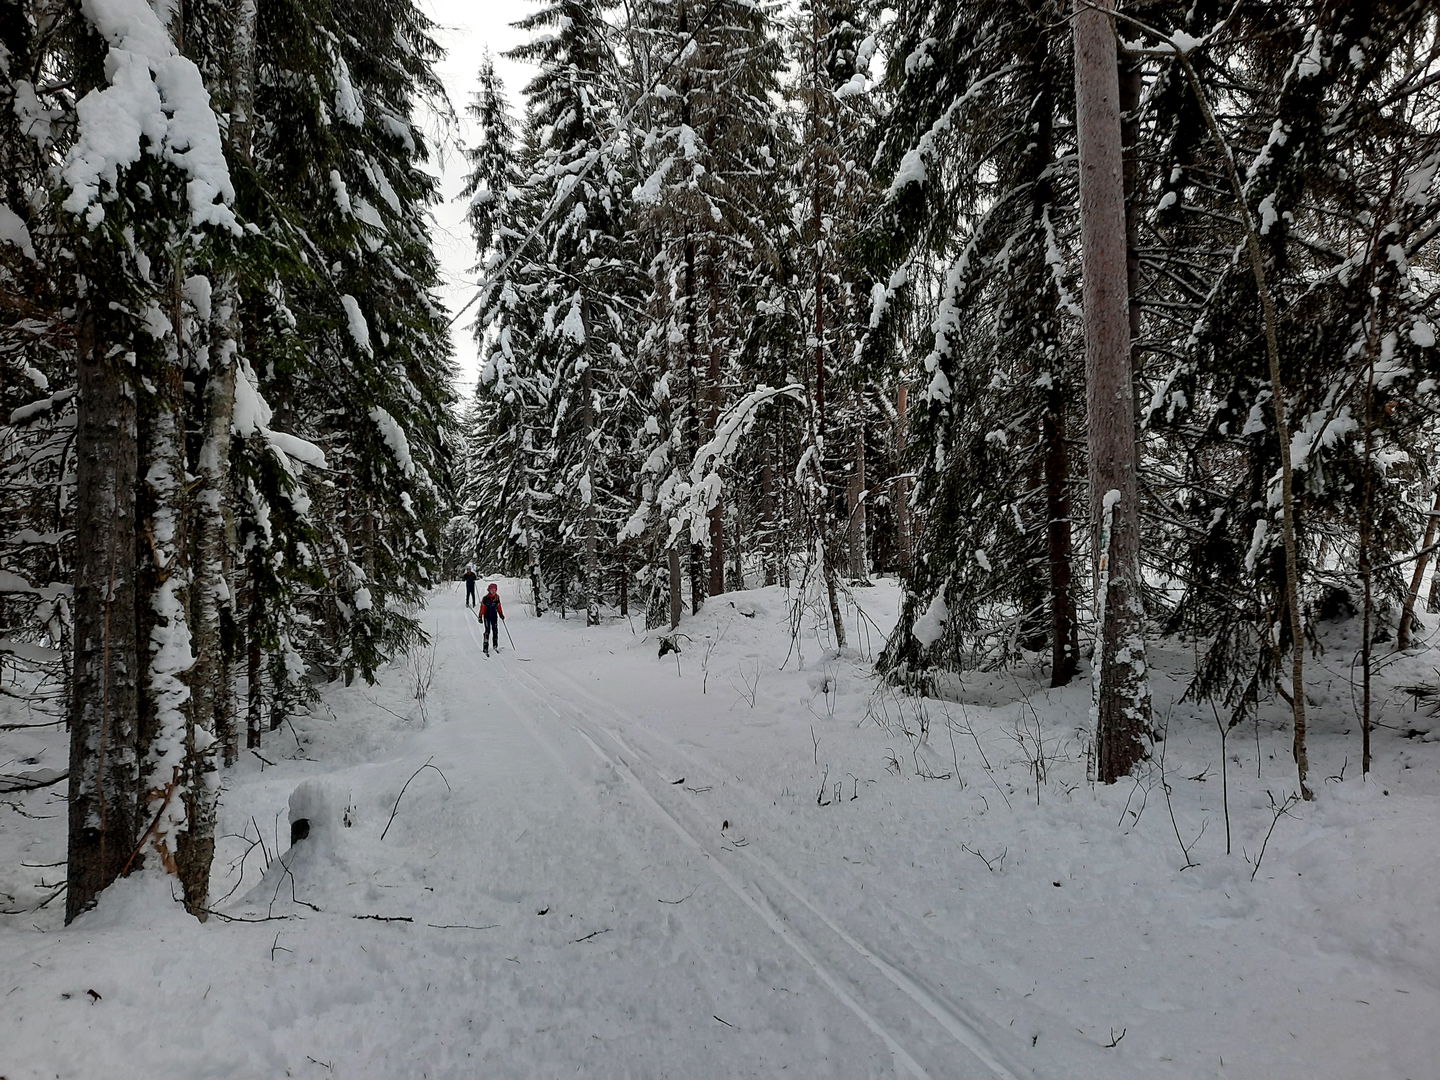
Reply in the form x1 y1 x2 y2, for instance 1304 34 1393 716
287 777 355 848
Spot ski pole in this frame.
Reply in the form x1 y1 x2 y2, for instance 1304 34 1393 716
503 620 516 649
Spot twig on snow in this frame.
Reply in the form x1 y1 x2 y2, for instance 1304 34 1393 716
1249 791 1301 882
380 757 451 841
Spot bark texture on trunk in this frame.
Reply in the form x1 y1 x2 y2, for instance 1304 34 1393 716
583 364 600 626
203 0 257 770
761 461 777 586
1073 0 1150 782
847 426 868 582
668 544 683 630
894 387 912 576
67 307 143 924
1397 488 1440 649
1044 390 1078 687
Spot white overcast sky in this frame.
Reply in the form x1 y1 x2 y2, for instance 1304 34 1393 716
421 0 538 396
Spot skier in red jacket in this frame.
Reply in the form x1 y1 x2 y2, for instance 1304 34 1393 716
478 583 505 655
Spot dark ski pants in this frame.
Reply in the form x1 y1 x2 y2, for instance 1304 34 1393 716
483 614 499 647
465 579 476 606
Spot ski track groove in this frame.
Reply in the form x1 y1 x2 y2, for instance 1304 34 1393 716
500 650 1032 1080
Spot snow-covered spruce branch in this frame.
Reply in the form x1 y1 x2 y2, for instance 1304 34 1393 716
656 383 803 550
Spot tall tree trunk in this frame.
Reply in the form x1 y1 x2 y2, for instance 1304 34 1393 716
729 511 744 592
809 116 844 645
201 0 257 771
683 236 705 616
894 386 912 576
1397 487 1440 649
1044 386 1078 687
66 305 143 924
676 6 706 618
524 429 545 617
140 302 197 905
583 364 600 625
197 332 238 770
761 460 778 586
1119 52 1143 352
1073 0 1150 782
847 424 868 581
706 269 725 600
668 544 683 630
246 554 263 750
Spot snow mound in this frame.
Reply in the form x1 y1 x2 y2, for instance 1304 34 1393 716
287 776 355 848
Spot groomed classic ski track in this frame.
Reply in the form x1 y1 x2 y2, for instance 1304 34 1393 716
462 607 1032 1080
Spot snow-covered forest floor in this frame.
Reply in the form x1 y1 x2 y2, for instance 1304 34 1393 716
3 579 1437 1079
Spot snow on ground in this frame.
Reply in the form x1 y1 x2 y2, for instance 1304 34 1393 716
3 578 1438 1079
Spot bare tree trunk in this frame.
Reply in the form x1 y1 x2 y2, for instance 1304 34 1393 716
1073 0 1150 782
848 425 868 581
729 511 744 591
894 386 912 576
778 422 793 589
142 310 197 906
1044 387 1078 687
761 460 777 585
179 0 257 913
1360 401 1374 777
683 237 705 616
246 556 263 750
67 307 143 924
1397 488 1440 649
706 277 725 601
583 365 600 626
196 333 237 771
668 544 683 630
530 558 544 617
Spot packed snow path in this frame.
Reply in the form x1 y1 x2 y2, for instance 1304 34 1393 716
6 581 1438 1078
332 588 1041 1079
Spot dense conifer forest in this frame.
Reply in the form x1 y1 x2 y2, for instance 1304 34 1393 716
2 0 1437 932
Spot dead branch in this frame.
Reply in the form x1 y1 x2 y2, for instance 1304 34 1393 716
380 757 451 841
0 769 67 794
1250 791 1301 882
961 844 1007 873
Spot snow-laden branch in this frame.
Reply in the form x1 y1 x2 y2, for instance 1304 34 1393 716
63 0 239 234
233 360 327 474
885 63 1020 198
659 383 803 548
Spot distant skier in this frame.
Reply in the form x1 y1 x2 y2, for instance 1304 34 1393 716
478 583 505 655
463 563 477 608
